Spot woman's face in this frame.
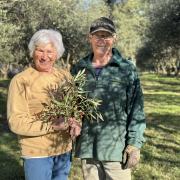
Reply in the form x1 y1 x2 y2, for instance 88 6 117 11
33 43 57 73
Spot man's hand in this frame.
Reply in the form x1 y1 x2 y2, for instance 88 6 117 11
123 145 140 169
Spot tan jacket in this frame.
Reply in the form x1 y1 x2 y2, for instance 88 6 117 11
7 66 72 157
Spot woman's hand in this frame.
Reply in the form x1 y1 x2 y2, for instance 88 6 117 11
52 116 81 140
52 116 69 131
68 117 81 140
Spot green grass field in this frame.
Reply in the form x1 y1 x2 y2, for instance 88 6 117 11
0 73 180 180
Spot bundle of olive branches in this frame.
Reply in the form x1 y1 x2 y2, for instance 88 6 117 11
40 69 103 126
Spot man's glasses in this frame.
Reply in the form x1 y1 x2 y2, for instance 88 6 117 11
91 34 114 41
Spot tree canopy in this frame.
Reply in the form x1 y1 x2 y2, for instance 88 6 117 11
0 0 179 77
0 0 108 66
136 0 180 75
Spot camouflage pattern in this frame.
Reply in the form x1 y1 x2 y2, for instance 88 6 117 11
71 48 146 161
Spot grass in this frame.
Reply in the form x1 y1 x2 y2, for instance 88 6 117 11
133 74 180 180
0 73 180 180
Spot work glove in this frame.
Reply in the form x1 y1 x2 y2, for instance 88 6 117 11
123 145 140 169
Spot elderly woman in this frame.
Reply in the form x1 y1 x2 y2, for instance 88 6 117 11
7 29 79 180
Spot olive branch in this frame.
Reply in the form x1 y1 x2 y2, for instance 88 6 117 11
39 69 103 125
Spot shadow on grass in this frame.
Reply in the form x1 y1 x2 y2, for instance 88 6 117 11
145 93 180 106
0 92 7 121
145 133 180 146
146 113 180 129
144 78 180 86
142 112 180 169
141 74 180 93
143 85 180 93
144 77 180 85
0 79 9 122
0 79 10 88
0 130 24 180
142 149 180 167
151 142 179 154
0 150 24 180
141 74 180 84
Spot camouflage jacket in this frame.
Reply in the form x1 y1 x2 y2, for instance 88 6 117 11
71 48 146 161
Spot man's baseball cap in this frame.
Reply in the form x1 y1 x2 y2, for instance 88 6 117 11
89 17 116 34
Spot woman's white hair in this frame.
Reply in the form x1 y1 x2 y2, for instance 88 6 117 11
28 29 65 59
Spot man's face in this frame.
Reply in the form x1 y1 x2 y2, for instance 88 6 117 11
33 43 57 73
89 31 116 56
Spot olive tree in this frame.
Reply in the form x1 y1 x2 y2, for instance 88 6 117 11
1 0 109 70
136 0 180 75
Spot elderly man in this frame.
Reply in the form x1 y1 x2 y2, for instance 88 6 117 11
71 17 146 180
